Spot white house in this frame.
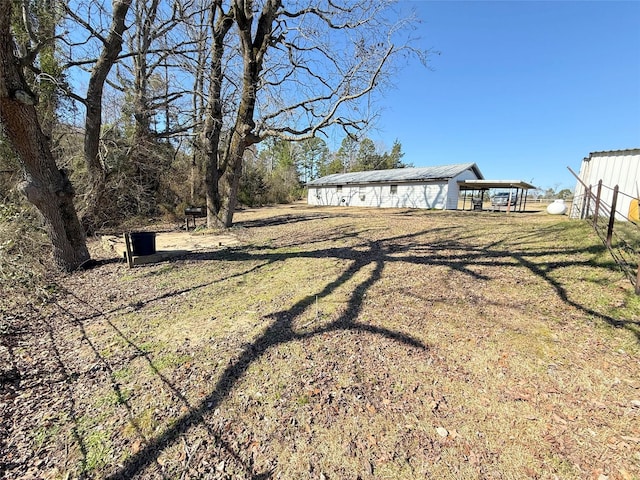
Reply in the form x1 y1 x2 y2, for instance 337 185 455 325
571 149 640 221
306 163 483 210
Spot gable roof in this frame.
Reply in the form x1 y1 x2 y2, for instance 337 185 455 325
307 163 483 186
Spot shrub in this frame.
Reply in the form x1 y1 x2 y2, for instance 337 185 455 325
0 202 52 301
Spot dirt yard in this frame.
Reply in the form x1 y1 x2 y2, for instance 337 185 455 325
2 204 639 479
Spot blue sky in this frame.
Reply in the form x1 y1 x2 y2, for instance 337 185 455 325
372 1 640 192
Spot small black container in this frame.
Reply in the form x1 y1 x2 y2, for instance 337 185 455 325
129 232 156 256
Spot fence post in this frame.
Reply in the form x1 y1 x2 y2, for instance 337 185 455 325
593 180 603 228
606 185 618 248
581 185 590 219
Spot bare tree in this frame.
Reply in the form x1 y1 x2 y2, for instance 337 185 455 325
200 0 234 227
59 0 133 231
201 0 426 227
188 3 211 205
120 0 186 214
4 0 425 240
0 0 89 271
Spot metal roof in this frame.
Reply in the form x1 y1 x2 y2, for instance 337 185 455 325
307 163 483 186
586 148 640 158
458 180 538 190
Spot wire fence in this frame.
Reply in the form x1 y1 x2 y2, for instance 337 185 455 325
570 176 640 294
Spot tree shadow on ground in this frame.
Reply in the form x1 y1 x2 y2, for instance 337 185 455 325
105 235 429 478
37 214 639 478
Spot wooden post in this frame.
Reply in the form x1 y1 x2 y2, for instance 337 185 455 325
123 233 134 268
593 180 603 228
606 185 618 248
581 185 590 219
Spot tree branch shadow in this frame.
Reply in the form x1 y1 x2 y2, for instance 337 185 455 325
38 215 637 479
105 238 429 479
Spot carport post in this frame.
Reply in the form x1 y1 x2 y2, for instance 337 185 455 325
516 187 524 212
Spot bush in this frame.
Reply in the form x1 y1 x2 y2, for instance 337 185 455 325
0 202 53 301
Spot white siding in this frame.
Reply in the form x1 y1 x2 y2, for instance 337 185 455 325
572 151 640 221
446 168 478 210
308 180 452 209
307 165 482 210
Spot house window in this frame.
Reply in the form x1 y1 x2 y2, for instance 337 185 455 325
336 185 342 192
390 185 398 195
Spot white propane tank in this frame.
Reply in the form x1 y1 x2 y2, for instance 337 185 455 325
546 199 567 215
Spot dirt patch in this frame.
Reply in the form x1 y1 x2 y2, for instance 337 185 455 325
101 231 242 264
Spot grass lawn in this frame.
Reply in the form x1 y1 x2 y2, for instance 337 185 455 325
2 204 640 479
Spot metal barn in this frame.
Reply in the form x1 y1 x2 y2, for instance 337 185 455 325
571 149 640 221
306 163 483 210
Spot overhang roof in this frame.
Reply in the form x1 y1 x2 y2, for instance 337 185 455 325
307 163 483 186
457 180 538 190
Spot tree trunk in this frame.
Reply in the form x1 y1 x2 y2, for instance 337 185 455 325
202 3 233 228
219 138 246 227
0 1 90 271
80 0 133 232
213 0 280 227
217 105 256 227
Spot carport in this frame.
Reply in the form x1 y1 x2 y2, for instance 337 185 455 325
457 180 537 213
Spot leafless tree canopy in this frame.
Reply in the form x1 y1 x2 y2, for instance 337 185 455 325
0 0 427 261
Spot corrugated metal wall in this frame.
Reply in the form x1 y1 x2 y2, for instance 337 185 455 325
572 151 640 221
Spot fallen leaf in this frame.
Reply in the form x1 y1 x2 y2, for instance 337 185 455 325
552 413 567 425
131 439 142 454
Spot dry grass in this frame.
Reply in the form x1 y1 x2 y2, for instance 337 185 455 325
3 204 640 479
